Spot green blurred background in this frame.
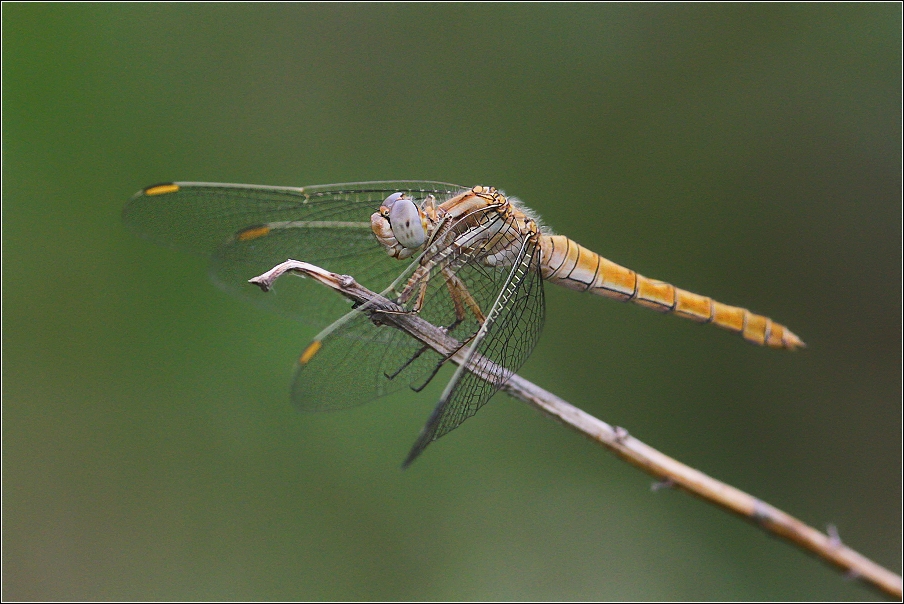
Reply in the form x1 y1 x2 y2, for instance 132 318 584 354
3 4 900 600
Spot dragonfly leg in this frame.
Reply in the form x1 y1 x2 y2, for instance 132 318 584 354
420 194 438 222
376 265 431 318
383 332 463 391
412 275 430 312
384 268 485 386
383 274 468 382
406 287 484 393
384 344 432 381
407 319 476 393
376 279 430 323
409 354 449 392
442 268 487 325
409 330 483 394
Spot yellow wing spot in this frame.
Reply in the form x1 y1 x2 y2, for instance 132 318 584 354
236 225 271 241
144 183 180 196
299 340 323 365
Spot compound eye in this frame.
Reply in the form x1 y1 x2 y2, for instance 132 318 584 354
388 196 426 248
381 192 406 209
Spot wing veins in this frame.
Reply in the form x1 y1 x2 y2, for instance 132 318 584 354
403 228 542 466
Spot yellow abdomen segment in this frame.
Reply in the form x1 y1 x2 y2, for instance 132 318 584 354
539 235 804 350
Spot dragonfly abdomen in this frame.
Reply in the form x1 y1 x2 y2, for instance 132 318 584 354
539 235 804 350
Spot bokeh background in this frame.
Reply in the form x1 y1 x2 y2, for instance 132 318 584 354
3 4 900 600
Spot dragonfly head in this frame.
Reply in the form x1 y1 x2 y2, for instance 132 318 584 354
385 192 427 248
372 192 429 258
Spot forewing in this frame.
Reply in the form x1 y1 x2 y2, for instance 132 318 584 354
123 181 467 326
403 237 545 466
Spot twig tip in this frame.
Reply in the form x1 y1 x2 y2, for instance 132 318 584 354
247 276 271 292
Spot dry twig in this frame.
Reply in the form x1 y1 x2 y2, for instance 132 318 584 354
250 260 902 599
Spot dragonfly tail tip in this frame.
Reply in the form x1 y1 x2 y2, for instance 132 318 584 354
784 329 806 350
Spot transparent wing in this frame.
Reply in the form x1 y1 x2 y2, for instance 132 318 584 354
123 180 467 326
290 305 447 412
403 236 545 466
292 209 538 414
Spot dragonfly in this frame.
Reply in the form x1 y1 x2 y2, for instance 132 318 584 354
124 181 804 466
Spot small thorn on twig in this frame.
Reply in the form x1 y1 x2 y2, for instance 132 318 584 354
827 523 842 547
751 499 772 525
613 426 629 443
843 568 861 582
651 478 676 492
